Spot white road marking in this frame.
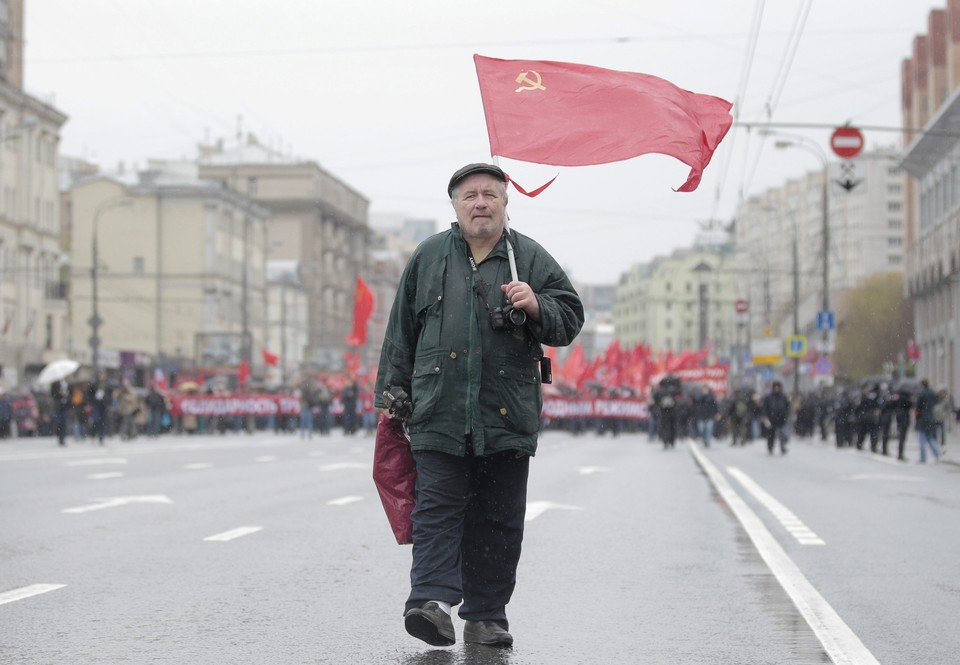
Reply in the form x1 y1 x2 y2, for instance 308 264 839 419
255 456 277 462
576 466 613 475
327 495 363 506
691 443 880 665
86 472 125 480
65 458 127 467
308 451 326 457
62 495 174 514
318 462 368 471
727 467 826 546
203 526 263 542
524 500 583 522
0 584 66 607
184 463 212 470
841 473 923 482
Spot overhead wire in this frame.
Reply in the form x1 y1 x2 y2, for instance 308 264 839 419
738 0 814 205
708 0 766 222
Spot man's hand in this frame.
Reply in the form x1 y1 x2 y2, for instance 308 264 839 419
501 281 541 322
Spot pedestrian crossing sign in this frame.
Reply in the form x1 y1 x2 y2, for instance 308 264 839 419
786 335 807 358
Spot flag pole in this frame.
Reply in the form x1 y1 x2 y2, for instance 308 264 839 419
491 156 520 283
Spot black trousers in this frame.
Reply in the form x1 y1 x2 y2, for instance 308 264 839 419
406 448 529 625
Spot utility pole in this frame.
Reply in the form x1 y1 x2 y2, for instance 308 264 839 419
90 196 133 374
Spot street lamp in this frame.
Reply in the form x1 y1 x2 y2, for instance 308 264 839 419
91 196 134 374
772 136 831 384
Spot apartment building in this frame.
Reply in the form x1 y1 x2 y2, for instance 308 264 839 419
901 4 960 394
0 0 68 387
66 165 270 381
198 137 370 373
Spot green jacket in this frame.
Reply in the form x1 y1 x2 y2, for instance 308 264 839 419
375 224 583 457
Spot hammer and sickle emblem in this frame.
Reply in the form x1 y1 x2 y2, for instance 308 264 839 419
515 70 546 93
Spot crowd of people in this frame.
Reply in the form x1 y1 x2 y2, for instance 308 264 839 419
646 377 957 462
0 373 383 445
1 368 956 465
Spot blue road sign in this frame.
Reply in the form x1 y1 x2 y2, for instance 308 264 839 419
814 356 833 375
816 311 835 331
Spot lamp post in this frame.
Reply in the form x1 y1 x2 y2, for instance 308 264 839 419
773 136 831 384
90 197 133 374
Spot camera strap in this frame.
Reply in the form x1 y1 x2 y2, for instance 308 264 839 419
465 246 502 317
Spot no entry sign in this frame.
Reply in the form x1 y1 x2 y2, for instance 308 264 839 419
830 126 864 159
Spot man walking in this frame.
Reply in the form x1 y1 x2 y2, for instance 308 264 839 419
375 163 583 648
762 381 791 455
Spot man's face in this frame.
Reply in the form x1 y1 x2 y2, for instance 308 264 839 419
452 173 506 245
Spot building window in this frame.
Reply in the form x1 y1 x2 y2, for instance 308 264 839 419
888 238 902 247
132 257 145 274
887 202 902 212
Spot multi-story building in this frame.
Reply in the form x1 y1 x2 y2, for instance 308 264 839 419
0 0 68 387
733 147 906 347
613 244 737 357
66 163 270 383
573 282 616 360
901 4 960 394
264 260 309 387
198 136 369 373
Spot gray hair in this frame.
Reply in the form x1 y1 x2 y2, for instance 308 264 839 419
450 179 508 205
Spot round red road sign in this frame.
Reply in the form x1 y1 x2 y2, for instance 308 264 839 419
830 126 864 159
735 299 748 313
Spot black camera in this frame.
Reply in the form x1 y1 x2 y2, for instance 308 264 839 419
382 386 413 421
490 305 527 331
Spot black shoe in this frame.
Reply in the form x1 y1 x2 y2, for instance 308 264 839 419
404 602 455 647
463 620 513 647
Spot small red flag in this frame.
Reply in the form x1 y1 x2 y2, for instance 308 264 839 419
261 348 280 367
474 55 733 192
238 358 250 386
345 276 375 347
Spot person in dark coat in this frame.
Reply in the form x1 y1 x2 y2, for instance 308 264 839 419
882 386 913 460
85 370 112 445
726 391 751 446
833 390 855 447
761 381 791 455
50 378 71 446
915 380 941 463
854 383 881 453
374 163 583 648
694 387 720 447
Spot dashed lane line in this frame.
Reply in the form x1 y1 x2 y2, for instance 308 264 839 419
65 458 127 467
184 463 212 470
318 462 368 471
203 526 263 542
327 495 363 506
690 443 880 665
524 501 583 522
86 472 125 480
0 584 66 607
726 466 826 546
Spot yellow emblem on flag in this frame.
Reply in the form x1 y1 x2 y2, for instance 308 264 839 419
515 70 545 93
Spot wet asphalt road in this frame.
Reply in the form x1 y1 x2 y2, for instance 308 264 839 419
1 428 957 664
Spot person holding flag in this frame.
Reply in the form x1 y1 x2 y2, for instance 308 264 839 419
376 162 583 648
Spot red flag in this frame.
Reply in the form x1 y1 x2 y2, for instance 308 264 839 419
906 338 921 361
238 358 250 386
345 276 375 347
261 348 280 367
474 55 733 192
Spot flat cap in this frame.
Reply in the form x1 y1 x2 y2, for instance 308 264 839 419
447 163 506 198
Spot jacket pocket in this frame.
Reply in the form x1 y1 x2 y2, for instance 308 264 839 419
492 363 541 435
407 351 446 430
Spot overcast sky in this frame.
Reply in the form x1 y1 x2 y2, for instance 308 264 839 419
25 0 935 284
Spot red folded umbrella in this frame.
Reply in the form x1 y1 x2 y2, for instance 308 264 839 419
372 413 416 545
